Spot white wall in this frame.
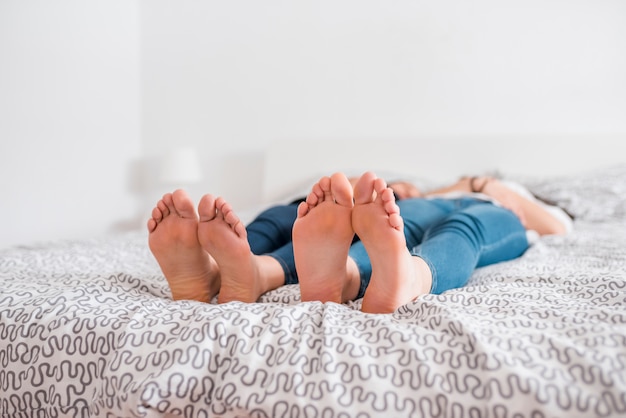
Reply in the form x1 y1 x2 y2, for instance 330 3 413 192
1 1 625 249
141 0 626 207
0 1 141 249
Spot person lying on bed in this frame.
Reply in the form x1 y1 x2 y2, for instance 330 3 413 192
147 172 572 313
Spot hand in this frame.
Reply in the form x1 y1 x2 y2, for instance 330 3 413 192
388 181 422 200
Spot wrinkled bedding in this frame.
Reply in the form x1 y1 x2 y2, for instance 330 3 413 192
1 165 626 418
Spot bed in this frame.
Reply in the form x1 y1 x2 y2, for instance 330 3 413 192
2 138 626 417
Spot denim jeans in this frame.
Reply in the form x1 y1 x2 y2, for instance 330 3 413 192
246 197 528 297
349 198 529 297
245 202 301 285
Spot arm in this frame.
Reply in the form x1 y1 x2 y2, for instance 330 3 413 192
349 177 423 200
481 178 567 235
423 177 474 196
426 177 568 236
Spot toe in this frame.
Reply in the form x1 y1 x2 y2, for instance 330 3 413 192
306 191 319 206
312 181 327 203
162 193 175 215
389 213 404 230
172 189 197 219
373 178 387 195
157 199 170 217
198 194 218 222
354 172 377 204
330 172 354 207
297 201 310 218
152 206 164 222
319 176 332 202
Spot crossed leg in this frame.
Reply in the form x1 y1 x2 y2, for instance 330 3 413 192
147 190 219 303
352 172 433 313
148 172 432 311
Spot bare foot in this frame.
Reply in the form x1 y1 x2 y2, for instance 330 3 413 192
293 172 360 303
352 172 432 314
197 194 284 303
147 190 219 303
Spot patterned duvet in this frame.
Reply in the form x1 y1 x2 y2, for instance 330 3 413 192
2 165 626 418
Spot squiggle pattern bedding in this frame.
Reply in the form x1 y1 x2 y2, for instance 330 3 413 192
1 166 626 417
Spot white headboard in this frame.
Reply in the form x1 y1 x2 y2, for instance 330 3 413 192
262 134 626 203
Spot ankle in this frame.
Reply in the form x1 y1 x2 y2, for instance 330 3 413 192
412 256 433 296
257 255 286 295
342 259 361 302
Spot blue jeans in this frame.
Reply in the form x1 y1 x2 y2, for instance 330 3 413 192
246 198 529 298
245 203 302 285
349 198 528 297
